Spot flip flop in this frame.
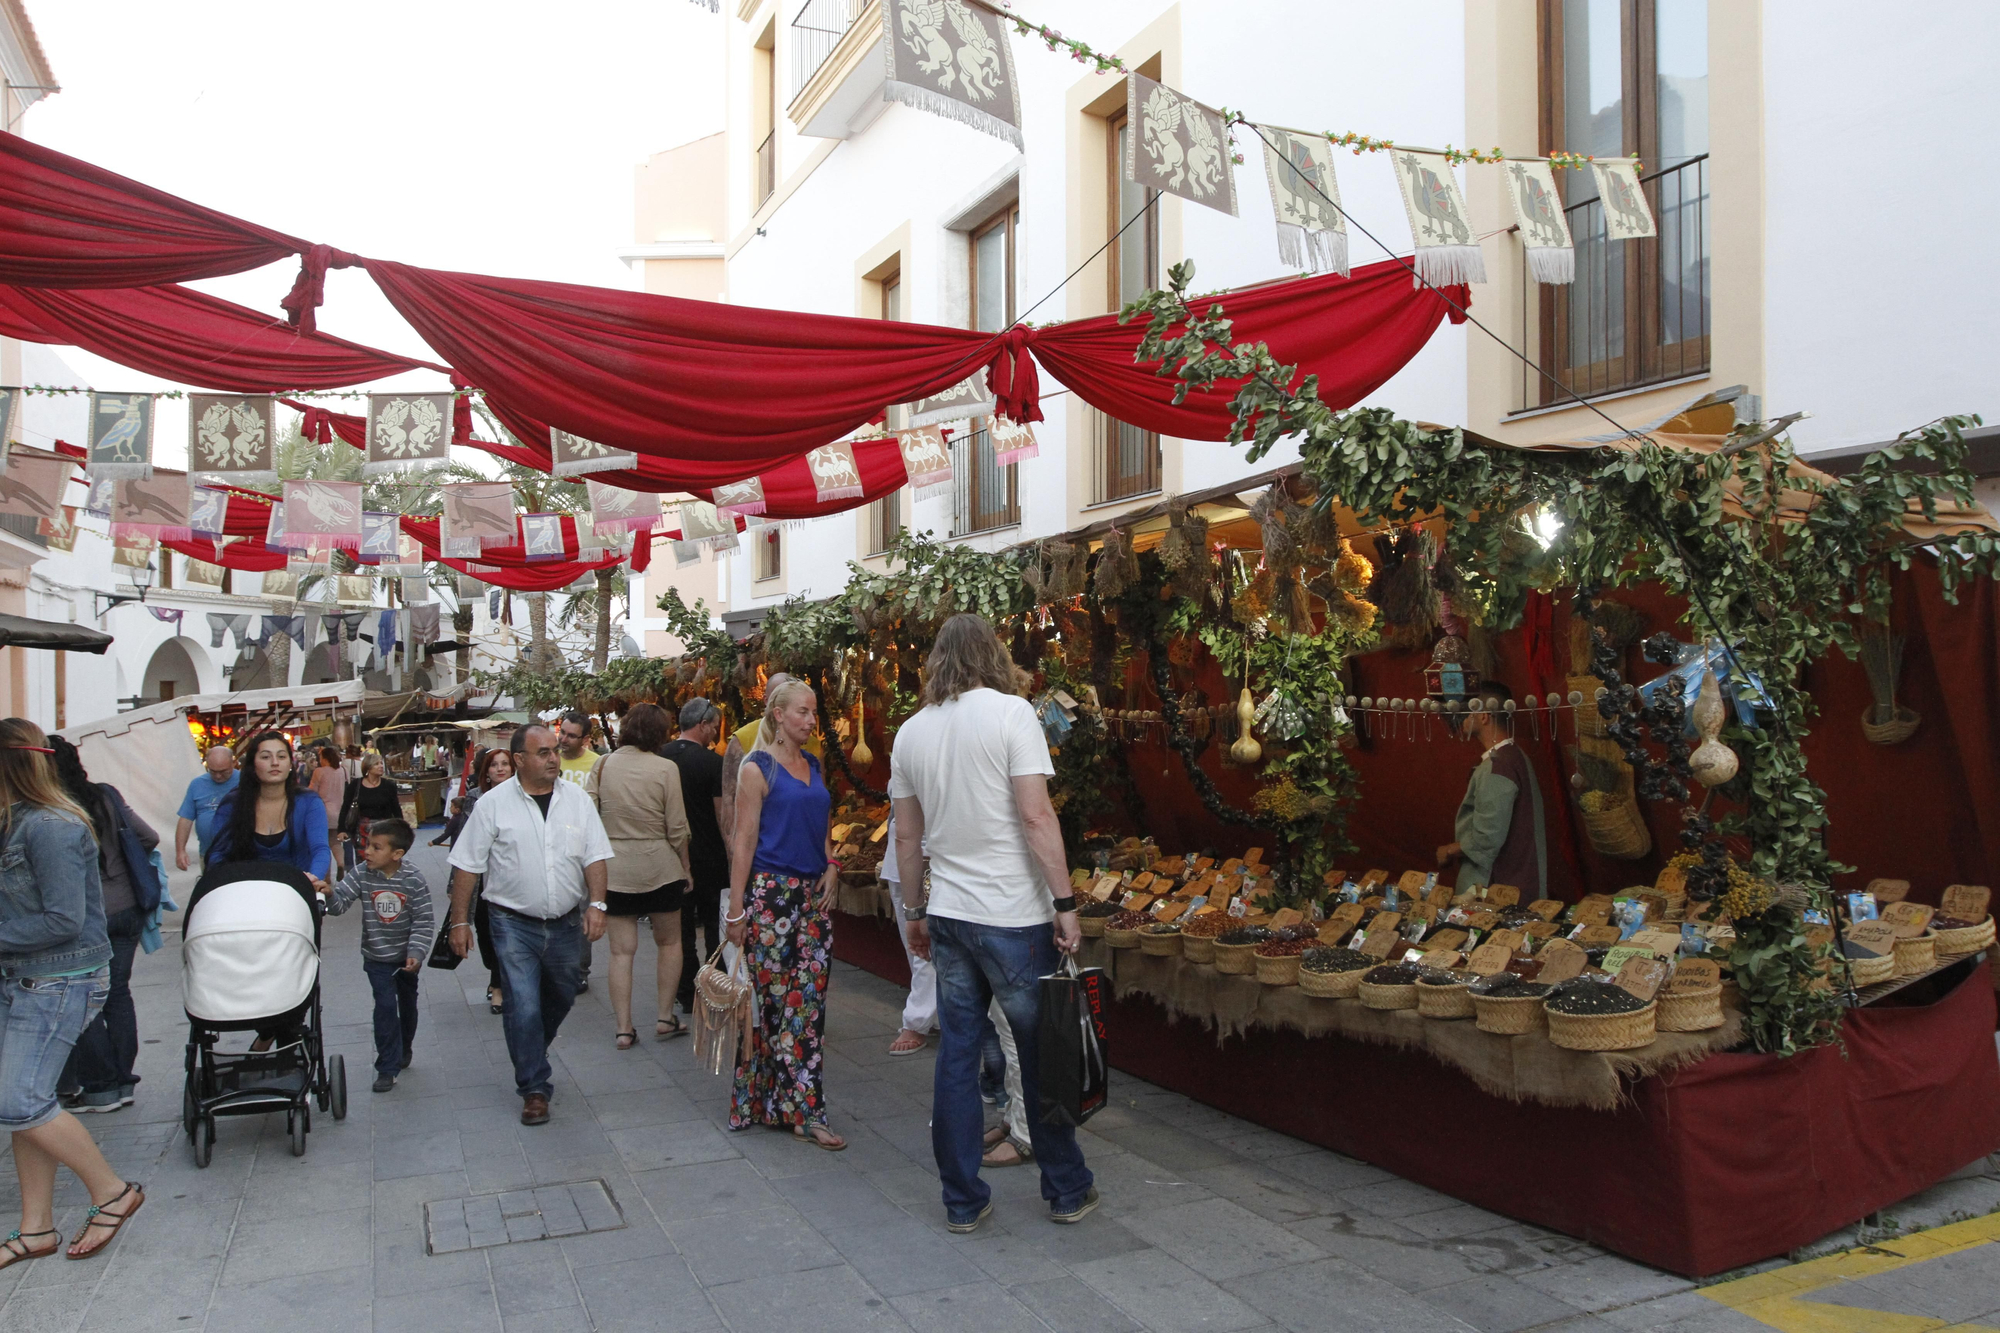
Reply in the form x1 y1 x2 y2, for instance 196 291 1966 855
66 1183 143 1261
614 1031 637 1050
887 1030 927 1057
793 1123 847 1151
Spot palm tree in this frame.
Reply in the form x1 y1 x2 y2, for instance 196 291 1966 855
469 406 601 675
556 566 629 672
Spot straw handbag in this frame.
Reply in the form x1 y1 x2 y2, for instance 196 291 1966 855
691 944 755 1076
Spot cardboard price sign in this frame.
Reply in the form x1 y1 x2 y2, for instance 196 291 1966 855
1521 920 1559 940
1397 870 1429 898
1570 898 1614 928
1426 883 1456 909
1091 876 1123 902
1465 943 1514 977
1614 955 1672 1003
1418 949 1464 971
1485 883 1522 907
1845 920 1898 958
1881 901 1935 938
1327 902 1365 931
1536 938 1588 983
1357 927 1401 960
1575 924 1623 948
1865 878 1911 904
1367 912 1404 941
1318 920 1356 945
1527 899 1566 921
1466 910 1500 931
1359 869 1390 889
1629 929 1684 958
1070 869 1093 889
1426 927 1470 952
1669 958 1723 993
1269 907 1304 931
1600 945 1654 976
1942 884 1991 921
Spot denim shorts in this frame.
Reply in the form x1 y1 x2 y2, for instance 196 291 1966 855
0 968 110 1130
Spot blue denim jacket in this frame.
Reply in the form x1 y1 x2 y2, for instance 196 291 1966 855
0 803 112 979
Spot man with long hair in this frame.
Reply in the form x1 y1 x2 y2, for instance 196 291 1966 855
889 614 1095 1233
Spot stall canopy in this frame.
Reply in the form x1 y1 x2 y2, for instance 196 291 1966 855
0 612 112 653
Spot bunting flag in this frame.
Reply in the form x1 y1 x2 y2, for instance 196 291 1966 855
112 531 156 569
712 476 767 517
111 472 193 542
441 481 516 556
337 574 374 606
1391 150 1486 286
882 0 1023 150
264 498 302 551
898 425 953 499
86 391 155 479
185 557 225 588
83 475 114 519
357 511 399 559
37 505 78 552
455 572 484 599
519 513 566 561
677 500 739 552
806 441 864 503
1591 160 1657 241
0 452 72 524
365 393 453 475
260 570 301 601
586 478 661 534
147 606 184 630
284 479 365 550
672 539 701 568
189 486 229 537
1503 159 1575 284
186 394 275 483
401 577 429 603
380 532 424 577
902 372 994 428
1261 126 1348 276
990 415 1038 468
550 426 637 477
1127 74 1238 217
0 388 16 474
288 549 331 574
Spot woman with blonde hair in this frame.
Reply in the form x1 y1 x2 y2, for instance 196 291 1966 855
725 677 843 1149
0 719 145 1268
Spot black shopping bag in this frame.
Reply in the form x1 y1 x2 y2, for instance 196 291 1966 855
1037 954 1108 1127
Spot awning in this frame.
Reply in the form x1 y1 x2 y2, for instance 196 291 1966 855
0 613 113 654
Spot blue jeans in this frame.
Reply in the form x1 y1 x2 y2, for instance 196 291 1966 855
0 968 109 1130
66 907 143 1094
485 905 581 1100
929 916 1093 1223
362 960 421 1077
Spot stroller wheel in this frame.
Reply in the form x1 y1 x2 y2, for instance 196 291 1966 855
329 1055 348 1122
289 1110 307 1157
194 1116 214 1168
182 1084 196 1141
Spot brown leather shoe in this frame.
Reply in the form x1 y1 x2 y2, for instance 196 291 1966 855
521 1094 550 1126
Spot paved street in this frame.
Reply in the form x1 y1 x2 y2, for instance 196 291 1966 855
3 841 1998 1333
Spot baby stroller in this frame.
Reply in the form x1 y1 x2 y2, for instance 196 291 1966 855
181 862 347 1164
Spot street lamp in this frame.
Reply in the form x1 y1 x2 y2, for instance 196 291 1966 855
94 559 155 617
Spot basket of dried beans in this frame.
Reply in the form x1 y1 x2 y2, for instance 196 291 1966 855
1932 914 1996 955
1138 921 1185 957
1076 900 1121 939
1471 974 1552 1033
1298 946 1373 998
1253 932 1314 986
1212 926 1272 975
1415 969 1476 1020
1103 910 1152 950
1357 962 1424 1010
1544 981 1657 1051
1179 912 1230 963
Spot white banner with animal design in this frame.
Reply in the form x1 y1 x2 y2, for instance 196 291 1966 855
675 499 740 552
366 393 453 475
898 425 953 499
111 472 192 542
440 481 517 556
189 486 229 537
86 391 155 480
0 450 72 525
901 373 994 429
806 440 865 503
712 476 767 517
187 394 275 484
1591 160 1657 241
1503 158 1575 284
550 427 637 478
1391 150 1486 286
586 478 661 535
990 415 1038 468
882 0 1022 149
1261 125 1348 275
1127 74 1237 217
284 479 365 550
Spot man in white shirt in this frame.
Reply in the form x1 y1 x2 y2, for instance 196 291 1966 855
891 614 1094 1234
447 723 613 1125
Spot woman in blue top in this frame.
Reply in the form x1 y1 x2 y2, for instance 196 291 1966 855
207 731 332 885
725 678 842 1149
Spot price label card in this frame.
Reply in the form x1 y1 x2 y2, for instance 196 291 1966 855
1575 924 1624 949
1120 891 1155 912
1407 903 1439 925
1881 901 1935 938
1427 882 1457 909
1846 920 1898 957
1129 872 1156 891
1369 911 1404 940
1669 958 1723 993
1092 876 1123 902
1269 907 1304 931
1528 899 1566 921
1194 856 1215 872
1536 938 1588 983
1244 847 1265 866
1359 928 1401 959
1570 899 1614 928
1221 858 1244 875
1360 895 1387 911
1418 948 1463 971
1397 870 1429 898
1522 920 1559 940
1426 927 1469 952
1466 943 1514 976
1600 945 1651 976
1942 884 1991 921
1070 868 1093 888
1629 929 1683 958
1359 869 1390 889
1328 901 1365 929
1322 867 1348 887
1316 920 1354 945
1486 883 1522 907
1466 911 1500 931
1865 878 1911 904
1615 955 1672 1003
1154 900 1189 922
1484 928 1526 954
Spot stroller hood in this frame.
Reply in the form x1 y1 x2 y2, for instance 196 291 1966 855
183 862 321 1024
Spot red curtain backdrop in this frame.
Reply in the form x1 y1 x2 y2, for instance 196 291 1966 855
0 133 307 288
0 283 440 391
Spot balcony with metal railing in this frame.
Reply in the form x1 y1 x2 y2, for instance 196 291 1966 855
1523 154 1710 409
788 0 885 138
754 130 775 209
792 0 869 92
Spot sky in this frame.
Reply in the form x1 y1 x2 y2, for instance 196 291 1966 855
18 0 726 461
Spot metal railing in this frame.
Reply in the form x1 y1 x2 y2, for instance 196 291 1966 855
792 0 868 93
951 425 1019 537
754 130 776 209
1092 408 1161 504
1526 154 1709 408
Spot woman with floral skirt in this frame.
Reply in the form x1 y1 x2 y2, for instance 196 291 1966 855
723 678 843 1150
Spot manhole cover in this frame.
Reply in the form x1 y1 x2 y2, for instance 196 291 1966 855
424 1179 626 1254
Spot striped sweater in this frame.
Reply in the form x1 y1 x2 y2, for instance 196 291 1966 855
324 864 435 964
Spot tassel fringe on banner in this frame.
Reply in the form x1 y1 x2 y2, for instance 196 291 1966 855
1410 246 1487 288
1524 245 1575 285
911 477 954 502
883 80 1025 150
551 454 633 477
1275 222 1349 277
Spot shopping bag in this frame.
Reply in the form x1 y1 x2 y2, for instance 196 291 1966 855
691 943 754 1076
1036 953 1109 1127
425 917 464 970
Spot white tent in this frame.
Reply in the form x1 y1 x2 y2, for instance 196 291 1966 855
63 681 367 901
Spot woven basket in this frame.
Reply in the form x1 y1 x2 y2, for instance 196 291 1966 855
1078 915 1108 939
1892 931 1937 977
1579 783 1652 860
1860 703 1921 746
1546 1000 1658 1051
1212 940 1260 974
1473 991 1547 1034
1846 951 1896 987
1571 673 1607 737
1358 980 1418 1010
1720 978 1742 1011
1298 966 1368 999
1656 985 1723 1032
1104 925 1142 949
1182 934 1218 964
1934 915 1996 954
1253 951 1303 986
1138 928 1184 957
1416 980 1475 1019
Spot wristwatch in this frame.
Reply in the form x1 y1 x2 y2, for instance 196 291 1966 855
588 901 609 913
1051 895 1079 914
899 901 928 922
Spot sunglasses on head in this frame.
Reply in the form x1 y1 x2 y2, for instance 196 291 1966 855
2 745 54 754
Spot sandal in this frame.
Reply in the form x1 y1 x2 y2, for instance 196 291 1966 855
982 1139 1032 1169
887 1028 927 1057
66 1183 143 1261
656 1018 688 1041
614 1031 637 1050
0 1228 58 1270
793 1123 847 1152
487 988 504 1015
982 1124 1009 1149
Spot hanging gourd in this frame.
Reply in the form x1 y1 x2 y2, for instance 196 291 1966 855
1229 687 1262 764
850 695 873 769
1688 668 1738 787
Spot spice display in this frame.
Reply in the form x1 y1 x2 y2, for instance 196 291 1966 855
1362 963 1424 985
1218 926 1274 947
1545 982 1650 1016
1181 913 1232 938
1078 900 1123 919
1107 910 1153 931
1930 915 1978 931
1255 937 1311 957
1301 946 1373 974
1139 921 1183 936
1416 969 1470 987
1469 975 1551 999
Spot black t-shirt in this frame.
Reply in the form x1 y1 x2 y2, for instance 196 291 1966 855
530 790 553 819
659 738 727 886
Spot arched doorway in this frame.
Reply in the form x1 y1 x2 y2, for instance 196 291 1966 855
142 637 202 704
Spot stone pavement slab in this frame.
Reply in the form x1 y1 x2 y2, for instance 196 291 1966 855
0 839 1995 1332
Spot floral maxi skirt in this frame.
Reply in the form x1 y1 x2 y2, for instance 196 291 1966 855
729 871 833 1130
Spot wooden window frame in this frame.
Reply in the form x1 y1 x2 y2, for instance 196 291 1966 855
1100 109 1162 502
865 265 905 556
753 524 783 583
958 206 1021 536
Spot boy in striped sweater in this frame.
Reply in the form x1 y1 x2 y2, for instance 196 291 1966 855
324 819 434 1093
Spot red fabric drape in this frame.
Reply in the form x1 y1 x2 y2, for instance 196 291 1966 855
0 282 441 391
399 514 630 591
0 133 307 288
